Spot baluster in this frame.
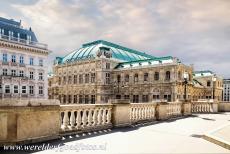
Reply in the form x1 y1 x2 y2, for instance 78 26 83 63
142 107 145 119
93 109 98 126
146 107 150 119
63 111 69 130
82 110 87 128
131 107 134 121
135 108 139 120
106 108 112 124
70 111 76 129
102 108 107 125
143 107 146 119
88 109 93 127
76 110 82 129
97 108 102 125
138 107 141 120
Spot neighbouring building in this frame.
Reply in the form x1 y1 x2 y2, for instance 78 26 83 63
48 40 223 104
0 17 50 99
193 70 223 101
223 79 230 102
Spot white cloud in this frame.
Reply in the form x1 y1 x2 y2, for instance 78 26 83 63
5 0 230 77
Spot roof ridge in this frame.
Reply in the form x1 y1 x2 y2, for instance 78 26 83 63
82 40 155 59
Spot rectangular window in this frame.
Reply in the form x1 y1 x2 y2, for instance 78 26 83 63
5 85 10 93
79 74 83 84
3 69 7 75
133 95 139 103
63 76 66 84
91 95 96 104
39 72 43 80
39 59 43 66
106 63 110 69
19 70 24 77
11 55 16 63
85 95 89 104
74 95 77 103
19 56 24 64
91 73 95 83
22 86 26 94
68 76 72 84
79 95 83 103
85 74 89 83
3 53 7 62
74 75 77 84
29 72 34 79
39 86 43 95
29 58 34 65
11 70 16 76
124 95 130 100
105 73 110 84
142 95 149 102
153 95 160 100
29 86 34 94
14 85 18 93
58 77 61 85
144 73 148 81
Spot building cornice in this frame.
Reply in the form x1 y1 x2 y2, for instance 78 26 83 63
0 40 50 55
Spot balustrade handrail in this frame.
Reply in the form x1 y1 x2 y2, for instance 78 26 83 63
0 33 48 50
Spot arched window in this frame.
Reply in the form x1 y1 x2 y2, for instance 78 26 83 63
134 74 138 83
207 81 211 87
144 73 148 81
125 74 129 82
178 71 181 80
165 71 170 81
117 75 121 83
154 72 159 81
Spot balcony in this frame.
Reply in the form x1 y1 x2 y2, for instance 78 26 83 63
0 100 229 153
0 34 48 50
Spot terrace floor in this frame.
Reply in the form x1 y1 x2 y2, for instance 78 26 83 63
2 113 230 154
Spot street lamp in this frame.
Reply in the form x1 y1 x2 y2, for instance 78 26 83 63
183 72 189 101
212 76 217 100
113 81 124 99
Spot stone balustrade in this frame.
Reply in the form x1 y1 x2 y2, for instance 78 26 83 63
191 102 218 113
130 103 156 123
1 99 226 145
60 104 112 134
166 103 182 117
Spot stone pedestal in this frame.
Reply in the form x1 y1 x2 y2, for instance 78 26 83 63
0 99 60 145
111 101 131 127
155 102 168 120
182 102 192 116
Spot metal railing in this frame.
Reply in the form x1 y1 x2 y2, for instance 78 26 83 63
0 34 48 50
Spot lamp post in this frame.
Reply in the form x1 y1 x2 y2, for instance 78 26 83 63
183 72 189 101
113 81 124 99
212 76 217 100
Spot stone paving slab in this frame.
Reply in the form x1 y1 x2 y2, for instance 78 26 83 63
204 124 230 150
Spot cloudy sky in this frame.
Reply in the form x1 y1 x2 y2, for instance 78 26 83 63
0 0 230 77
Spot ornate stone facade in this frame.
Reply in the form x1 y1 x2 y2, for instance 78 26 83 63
48 40 223 104
0 17 49 99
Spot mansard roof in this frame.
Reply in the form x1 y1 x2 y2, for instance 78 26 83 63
0 17 38 42
57 40 156 64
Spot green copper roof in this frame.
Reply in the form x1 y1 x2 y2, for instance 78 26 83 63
57 40 155 64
